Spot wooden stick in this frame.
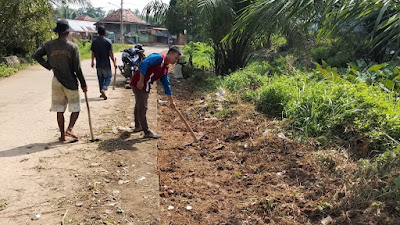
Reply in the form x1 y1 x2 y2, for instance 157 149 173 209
113 57 117 90
61 209 68 225
84 92 94 140
174 108 199 142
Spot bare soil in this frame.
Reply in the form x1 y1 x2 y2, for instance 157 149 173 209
156 77 398 225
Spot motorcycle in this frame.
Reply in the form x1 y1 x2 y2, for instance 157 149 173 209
118 44 145 81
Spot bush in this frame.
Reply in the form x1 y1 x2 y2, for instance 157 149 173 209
0 62 29 78
183 42 214 70
311 46 332 63
255 76 295 117
0 63 19 78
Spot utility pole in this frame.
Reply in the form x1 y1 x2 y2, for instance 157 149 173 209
120 0 124 44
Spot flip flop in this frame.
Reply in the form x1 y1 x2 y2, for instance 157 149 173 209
66 130 78 140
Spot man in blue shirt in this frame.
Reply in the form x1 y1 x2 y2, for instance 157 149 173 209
130 47 181 138
91 26 117 100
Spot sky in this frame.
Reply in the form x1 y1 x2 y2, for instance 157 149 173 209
70 0 170 13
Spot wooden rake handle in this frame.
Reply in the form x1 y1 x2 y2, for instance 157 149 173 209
113 57 117 90
84 92 94 140
174 107 198 141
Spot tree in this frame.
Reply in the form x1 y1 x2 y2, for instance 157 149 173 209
143 0 254 75
322 0 400 61
229 0 400 62
0 0 86 57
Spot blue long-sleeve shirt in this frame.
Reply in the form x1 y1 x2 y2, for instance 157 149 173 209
139 53 172 95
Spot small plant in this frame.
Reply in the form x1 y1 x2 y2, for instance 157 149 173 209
0 199 7 211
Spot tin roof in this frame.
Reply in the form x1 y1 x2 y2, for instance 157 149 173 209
66 19 97 33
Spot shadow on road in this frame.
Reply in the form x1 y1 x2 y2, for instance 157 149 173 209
97 131 152 152
0 140 69 157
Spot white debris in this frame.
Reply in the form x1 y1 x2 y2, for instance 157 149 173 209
136 176 147 182
158 99 168 104
263 129 271 136
186 205 193 210
31 213 41 220
321 216 333 225
112 126 118 134
203 117 218 121
117 126 131 132
118 180 131 185
277 170 286 176
90 162 100 167
218 87 226 96
168 205 174 210
277 133 286 139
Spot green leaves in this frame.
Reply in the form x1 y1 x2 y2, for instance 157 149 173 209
395 175 400 187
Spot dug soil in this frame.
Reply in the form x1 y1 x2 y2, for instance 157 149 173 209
156 77 398 225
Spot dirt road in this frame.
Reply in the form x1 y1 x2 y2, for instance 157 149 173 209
0 45 169 224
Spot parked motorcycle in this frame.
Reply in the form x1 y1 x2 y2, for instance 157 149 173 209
118 44 145 80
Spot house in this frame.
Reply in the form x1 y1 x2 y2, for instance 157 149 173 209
96 9 173 44
96 9 150 44
65 19 97 40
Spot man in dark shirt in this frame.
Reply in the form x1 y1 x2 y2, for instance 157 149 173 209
90 26 117 100
34 20 87 142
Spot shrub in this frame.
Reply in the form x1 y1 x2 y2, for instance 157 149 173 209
311 46 332 63
255 76 296 117
183 42 214 70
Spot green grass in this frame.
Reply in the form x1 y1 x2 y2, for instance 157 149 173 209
185 41 400 219
0 62 30 78
75 39 133 60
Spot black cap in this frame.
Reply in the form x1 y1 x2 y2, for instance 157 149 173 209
97 25 106 35
53 20 73 33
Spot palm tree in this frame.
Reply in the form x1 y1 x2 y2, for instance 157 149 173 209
229 0 400 62
198 0 253 75
142 0 169 26
322 0 400 60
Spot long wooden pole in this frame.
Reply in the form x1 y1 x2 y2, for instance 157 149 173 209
174 108 199 142
84 92 94 140
113 57 117 90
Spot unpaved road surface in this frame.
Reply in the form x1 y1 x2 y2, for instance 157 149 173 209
0 44 168 224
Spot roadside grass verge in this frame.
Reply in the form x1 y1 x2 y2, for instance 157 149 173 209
75 39 133 60
182 52 400 220
0 62 30 78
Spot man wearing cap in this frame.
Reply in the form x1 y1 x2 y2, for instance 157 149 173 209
130 46 180 139
34 20 87 142
90 26 117 100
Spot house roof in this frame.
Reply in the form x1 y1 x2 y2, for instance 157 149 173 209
100 9 147 25
152 27 168 31
66 19 97 33
74 15 97 22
